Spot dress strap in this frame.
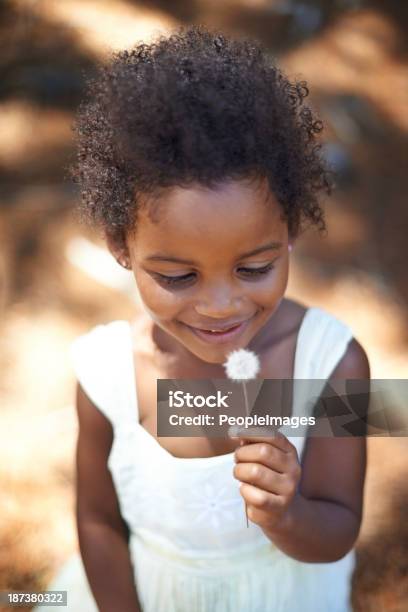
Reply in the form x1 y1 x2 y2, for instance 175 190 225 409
295 306 354 380
123 320 140 424
283 306 355 445
69 320 132 427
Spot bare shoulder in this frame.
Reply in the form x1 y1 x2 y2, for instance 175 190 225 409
76 380 113 445
330 336 371 380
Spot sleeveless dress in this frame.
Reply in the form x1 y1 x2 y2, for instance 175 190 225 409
37 306 356 612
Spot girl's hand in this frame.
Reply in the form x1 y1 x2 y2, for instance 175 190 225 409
231 427 302 532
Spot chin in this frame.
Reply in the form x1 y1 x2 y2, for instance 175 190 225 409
197 350 230 365
168 331 228 365
191 336 254 365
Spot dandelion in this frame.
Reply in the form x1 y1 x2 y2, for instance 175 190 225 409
223 348 261 527
223 348 260 381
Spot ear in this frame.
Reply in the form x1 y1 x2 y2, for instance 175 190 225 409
288 236 297 252
105 231 130 268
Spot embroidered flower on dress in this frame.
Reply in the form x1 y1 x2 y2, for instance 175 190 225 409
185 481 242 530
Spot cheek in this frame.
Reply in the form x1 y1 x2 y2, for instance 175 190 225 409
251 261 289 306
135 273 184 319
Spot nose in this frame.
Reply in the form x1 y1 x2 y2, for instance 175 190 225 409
194 280 243 318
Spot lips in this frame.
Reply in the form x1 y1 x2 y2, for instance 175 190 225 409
189 320 248 332
182 318 253 345
199 324 241 334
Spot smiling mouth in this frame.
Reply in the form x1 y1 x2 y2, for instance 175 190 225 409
194 323 243 333
181 317 254 344
199 324 240 334
184 317 252 333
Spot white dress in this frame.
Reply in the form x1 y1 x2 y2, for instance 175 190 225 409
36 306 356 612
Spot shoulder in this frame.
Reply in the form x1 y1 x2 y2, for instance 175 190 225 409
307 305 370 378
70 319 130 364
288 302 368 379
296 303 355 344
71 319 128 345
69 319 130 424
75 378 114 438
329 337 370 380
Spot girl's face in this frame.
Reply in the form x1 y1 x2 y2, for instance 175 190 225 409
125 177 292 365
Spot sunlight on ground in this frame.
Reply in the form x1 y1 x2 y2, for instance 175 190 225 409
0 102 72 171
25 0 175 56
283 9 408 131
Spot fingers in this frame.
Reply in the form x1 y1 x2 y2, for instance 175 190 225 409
234 442 289 473
233 431 297 462
242 484 286 528
238 482 284 514
228 425 280 439
233 461 296 496
229 426 293 453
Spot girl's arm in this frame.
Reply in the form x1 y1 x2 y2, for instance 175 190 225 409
262 338 369 562
75 382 143 612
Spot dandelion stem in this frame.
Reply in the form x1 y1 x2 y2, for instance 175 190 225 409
242 381 249 417
242 381 250 527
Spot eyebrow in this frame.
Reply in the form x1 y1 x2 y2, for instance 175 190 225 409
145 241 283 265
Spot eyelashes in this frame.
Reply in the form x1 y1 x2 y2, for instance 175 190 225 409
154 262 275 288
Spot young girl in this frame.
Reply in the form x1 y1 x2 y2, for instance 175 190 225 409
42 24 370 612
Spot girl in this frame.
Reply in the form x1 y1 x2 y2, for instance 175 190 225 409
42 24 369 612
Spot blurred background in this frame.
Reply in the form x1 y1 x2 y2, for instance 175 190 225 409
0 1 407 610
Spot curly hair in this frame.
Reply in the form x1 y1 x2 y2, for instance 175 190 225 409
70 24 332 254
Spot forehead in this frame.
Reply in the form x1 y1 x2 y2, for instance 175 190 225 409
131 178 287 256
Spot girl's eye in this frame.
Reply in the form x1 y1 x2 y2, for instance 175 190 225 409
238 263 275 278
154 262 275 288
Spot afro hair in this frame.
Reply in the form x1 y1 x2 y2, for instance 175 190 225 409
71 24 332 254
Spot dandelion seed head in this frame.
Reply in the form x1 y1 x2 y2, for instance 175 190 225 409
223 348 260 381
